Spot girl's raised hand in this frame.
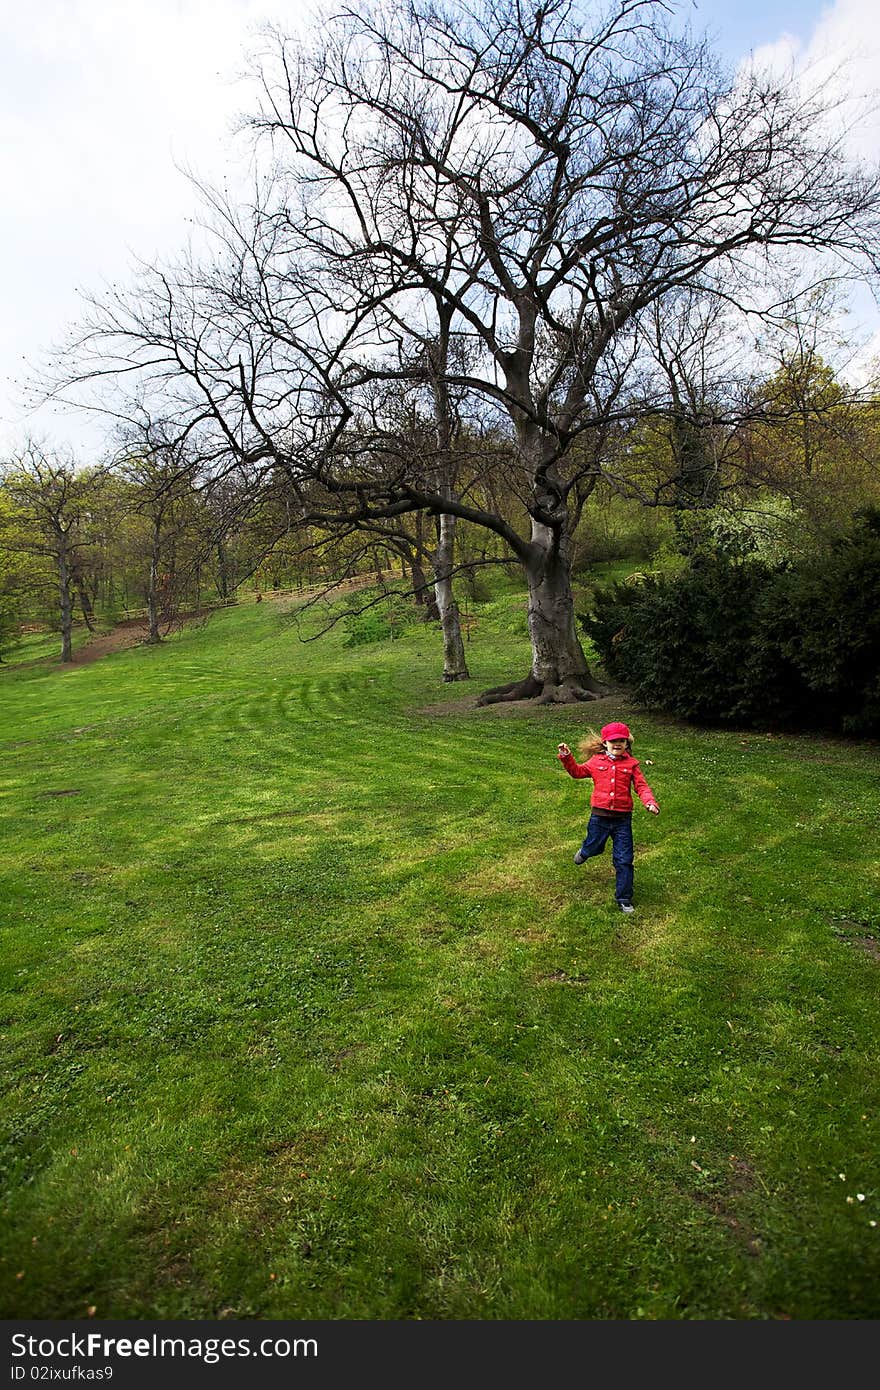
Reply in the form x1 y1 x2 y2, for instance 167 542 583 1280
557 743 571 757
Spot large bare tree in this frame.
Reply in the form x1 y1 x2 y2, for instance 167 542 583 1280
51 0 880 701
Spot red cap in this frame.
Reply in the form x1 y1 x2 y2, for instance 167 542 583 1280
600 722 631 741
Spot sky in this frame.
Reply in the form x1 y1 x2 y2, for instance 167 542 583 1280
2 0 879 458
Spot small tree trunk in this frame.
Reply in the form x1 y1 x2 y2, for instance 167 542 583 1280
477 522 600 705
426 308 468 676
433 511 469 681
77 581 97 633
216 540 230 601
423 586 441 623
147 520 162 644
413 514 440 620
57 542 74 663
410 554 431 607
163 536 177 621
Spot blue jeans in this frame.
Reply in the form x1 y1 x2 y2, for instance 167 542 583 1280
578 812 634 905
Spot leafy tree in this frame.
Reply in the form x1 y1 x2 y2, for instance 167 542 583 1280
0 492 48 659
0 444 108 662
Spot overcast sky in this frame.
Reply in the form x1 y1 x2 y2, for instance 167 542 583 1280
2 0 879 459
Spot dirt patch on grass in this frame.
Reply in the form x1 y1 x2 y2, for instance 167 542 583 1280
415 692 626 719
326 1044 368 1072
535 968 591 987
65 609 231 667
691 1154 764 1257
36 603 247 671
831 919 880 962
845 936 880 963
516 924 556 944
64 620 150 666
142 1129 333 1273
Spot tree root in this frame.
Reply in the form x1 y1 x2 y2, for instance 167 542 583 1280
443 670 471 682
537 681 601 704
475 674 543 706
476 674 602 706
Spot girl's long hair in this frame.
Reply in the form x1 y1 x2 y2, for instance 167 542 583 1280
577 729 633 757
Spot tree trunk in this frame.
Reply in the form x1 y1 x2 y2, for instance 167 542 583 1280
410 553 431 607
57 543 74 664
410 513 440 619
433 511 469 681
477 522 600 705
216 540 230 601
426 304 468 675
147 521 162 644
77 580 97 633
163 536 177 623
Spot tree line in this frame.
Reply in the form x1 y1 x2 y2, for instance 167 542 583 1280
4 340 878 667
6 0 880 688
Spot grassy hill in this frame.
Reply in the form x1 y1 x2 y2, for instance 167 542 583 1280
1 587 879 1318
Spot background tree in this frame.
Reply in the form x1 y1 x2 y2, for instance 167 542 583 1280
726 286 880 554
0 490 49 659
0 443 108 662
114 428 205 643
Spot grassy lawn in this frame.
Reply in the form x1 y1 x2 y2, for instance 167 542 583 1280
1 587 878 1319
1 625 94 666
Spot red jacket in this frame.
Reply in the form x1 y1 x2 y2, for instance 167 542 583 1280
559 750 658 814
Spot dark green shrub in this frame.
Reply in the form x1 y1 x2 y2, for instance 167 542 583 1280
581 511 880 735
777 510 880 734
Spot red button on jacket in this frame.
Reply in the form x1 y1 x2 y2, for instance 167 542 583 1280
558 750 657 813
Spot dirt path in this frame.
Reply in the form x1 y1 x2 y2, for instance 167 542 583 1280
65 618 152 667
67 605 242 666
62 574 386 668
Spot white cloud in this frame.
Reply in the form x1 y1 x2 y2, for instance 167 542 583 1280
748 0 880 156
744 0 880 384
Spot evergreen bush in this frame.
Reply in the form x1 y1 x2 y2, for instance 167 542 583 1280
581 511 880 734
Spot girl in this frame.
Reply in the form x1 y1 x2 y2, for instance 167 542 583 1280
557 721 659 914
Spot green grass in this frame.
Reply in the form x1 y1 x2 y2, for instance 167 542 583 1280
1 624 93 666
1 589 879 1319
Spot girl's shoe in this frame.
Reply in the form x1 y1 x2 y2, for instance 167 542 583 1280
618 902 635 913
573 850 587 864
